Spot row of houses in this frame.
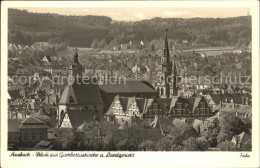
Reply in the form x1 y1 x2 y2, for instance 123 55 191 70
105 95 213 125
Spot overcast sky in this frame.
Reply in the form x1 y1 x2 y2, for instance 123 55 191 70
15 7 250 21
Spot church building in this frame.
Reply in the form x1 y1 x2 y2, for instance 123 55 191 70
58 48 103 128
156 29 178 98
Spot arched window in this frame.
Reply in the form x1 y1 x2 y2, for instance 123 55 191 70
161 88 164 96
69 96 74 103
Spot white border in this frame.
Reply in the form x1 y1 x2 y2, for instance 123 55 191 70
1 1 259 168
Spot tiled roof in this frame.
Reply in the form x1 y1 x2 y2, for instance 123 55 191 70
135 98 146 113
157 98 172 113
19 117 48 129
99 80 157 93
19 124 48 129
234 132 251 144
192 97 201 113
21 117 45 124
8 90 23 100
72 81 103 104
169 96 179 113
59 80 103 105
210 93 251 105
67 108 97 129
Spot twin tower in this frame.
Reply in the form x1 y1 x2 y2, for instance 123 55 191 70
68 29 178 98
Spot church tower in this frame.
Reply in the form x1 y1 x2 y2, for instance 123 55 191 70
68 47 83 78
156 29 178 98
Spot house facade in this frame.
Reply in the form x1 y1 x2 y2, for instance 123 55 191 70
105 95 214 125
19 117 48 147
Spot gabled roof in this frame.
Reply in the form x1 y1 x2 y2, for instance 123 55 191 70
21 117 45 124
43 55 52 62
59 80 103 105
67 108 97 129
135 98 146 113
169 96 179 112
8 90 23 100
233 132 251 144
19 117 48 129
192 97 202 113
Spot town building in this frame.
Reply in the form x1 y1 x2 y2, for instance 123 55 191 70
19 117 49 147
155 30 178 98
68 48 83 78
58 49 103 128
232 132 251 148
105 95 213 125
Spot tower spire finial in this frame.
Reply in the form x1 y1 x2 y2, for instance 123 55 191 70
164 28 170 59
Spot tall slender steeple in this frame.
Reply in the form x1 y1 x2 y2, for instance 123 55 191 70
69 42 82 78
164 29 170 63
157 29 173 98
156 29 178 98
74 47 79 64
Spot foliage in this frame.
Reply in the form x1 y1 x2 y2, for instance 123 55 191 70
180 137 210 151
205 118 220 147
61 130 86 150
240 138 251 151
217 112 247 143
138 140 157 151
116 139 137 151
218 140 239 151
91 39 99 49
9 9 251 48
30 113 56 128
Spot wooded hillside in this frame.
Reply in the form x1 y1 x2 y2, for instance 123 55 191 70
8 8 251 48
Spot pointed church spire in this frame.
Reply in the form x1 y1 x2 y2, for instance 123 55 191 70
164 29 170 61
74 37 78 64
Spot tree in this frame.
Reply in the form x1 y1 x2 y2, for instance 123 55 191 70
205 118 220 147
217 112 247 143
181 137 210 151
61 130 86 151
138 140 157 151
91 39 99 49
30 113 54 127
156 136 178 151
218 140 238 151
97 39 107 49
116 139 137 151
240 138 251 151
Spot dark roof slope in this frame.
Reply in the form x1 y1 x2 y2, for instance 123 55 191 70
67 108 96 129
8 90 23 100
72 81 103 104
99 80 157 93
19 117 48 129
